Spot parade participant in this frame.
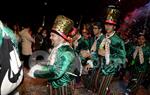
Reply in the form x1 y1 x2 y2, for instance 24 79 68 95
84 22 104 71
28 15 77 95
89 21 104 92
125 33 150 94
75 23 94 89
97 5 126 95
0 21 23 95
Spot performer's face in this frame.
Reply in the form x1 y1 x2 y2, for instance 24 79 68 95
137 35 145 46
105 23 116 33
82 29 89 39
50 32 64 47
93 25 102 36
81 24 91 39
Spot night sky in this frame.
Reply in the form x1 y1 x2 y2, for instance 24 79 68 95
0 0 149 27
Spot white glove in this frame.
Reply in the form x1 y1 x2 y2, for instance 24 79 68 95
27 64 43 78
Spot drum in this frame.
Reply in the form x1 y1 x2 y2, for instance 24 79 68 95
29 50 49 69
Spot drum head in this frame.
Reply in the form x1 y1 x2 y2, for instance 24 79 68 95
29 50 49 69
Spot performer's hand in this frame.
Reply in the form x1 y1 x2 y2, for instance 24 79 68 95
98 48 105 56
28 64 43 78
80 50 91 58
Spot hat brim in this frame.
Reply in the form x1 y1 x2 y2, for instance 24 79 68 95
105 20 116 25
51 30 69 41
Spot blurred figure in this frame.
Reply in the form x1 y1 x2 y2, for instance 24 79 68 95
19 25 35 69
33 26 43 51
0 20 23 95
40 27 51 52
12 23 22 59
12 23 21 42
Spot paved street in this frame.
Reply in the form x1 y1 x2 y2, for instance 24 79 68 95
17 68 150 95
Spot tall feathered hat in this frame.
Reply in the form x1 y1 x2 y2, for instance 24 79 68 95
105 5 120 25
51 15 77 42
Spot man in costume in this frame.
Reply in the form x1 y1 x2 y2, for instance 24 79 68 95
0 21 23 95
28 15 77 95
97 5 126 95
125 33 150 94
88 21 104 92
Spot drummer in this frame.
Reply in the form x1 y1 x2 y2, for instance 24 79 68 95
28 15 77 95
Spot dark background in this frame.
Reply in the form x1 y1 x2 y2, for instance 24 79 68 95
0 0 149 28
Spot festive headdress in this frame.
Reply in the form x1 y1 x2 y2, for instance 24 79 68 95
52 15 77 42
105 5 120 25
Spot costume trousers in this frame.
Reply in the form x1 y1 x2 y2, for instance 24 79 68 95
97 75 113 95
48 80 75 95
127 72 145 93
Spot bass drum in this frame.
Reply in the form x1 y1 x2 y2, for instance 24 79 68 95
28 50 49 69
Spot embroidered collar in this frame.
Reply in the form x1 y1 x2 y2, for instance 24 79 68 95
48 42 71 65
106 31 115 38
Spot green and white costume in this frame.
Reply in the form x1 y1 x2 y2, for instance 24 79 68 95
29 42 76 88
99 32 126 75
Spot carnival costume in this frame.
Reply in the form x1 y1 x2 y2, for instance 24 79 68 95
97 5 126 95
28 15 77 95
